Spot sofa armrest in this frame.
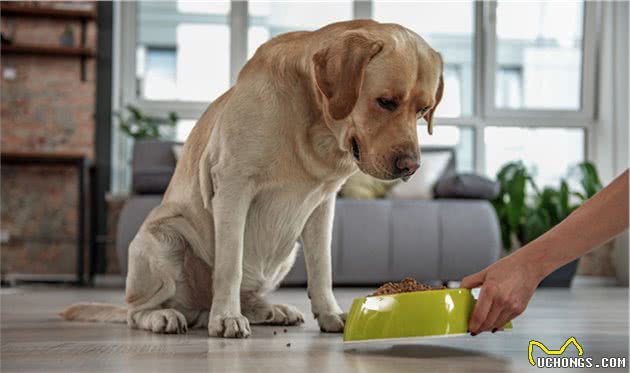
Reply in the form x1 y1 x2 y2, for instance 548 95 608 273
438 200 501 280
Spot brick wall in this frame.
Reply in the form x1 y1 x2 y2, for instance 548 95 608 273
1 2 97 277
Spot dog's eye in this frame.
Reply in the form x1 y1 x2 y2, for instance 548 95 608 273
377 97 398 111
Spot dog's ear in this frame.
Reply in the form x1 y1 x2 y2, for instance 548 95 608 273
313 31 383 120
424 74 444 135
424 53 444 135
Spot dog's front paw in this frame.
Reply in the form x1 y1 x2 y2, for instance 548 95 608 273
208 314 251 338
316 312 346 333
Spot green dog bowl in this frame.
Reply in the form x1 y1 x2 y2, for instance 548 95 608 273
343 288 512 343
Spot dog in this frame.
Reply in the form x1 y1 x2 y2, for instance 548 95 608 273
62 20 444 338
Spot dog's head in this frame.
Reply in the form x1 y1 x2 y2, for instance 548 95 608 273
313 25 444 180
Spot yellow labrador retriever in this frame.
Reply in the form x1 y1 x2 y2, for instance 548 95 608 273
62 20 444 338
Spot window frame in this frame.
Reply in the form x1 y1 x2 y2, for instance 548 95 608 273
119 1 244 120
114 0 600 189
481 0 598 125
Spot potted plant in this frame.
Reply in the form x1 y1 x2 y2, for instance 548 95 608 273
115 105 178 140
492 161 602 287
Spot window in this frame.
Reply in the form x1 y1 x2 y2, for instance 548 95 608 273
495 67 522 109
420 126 475 172
139 47 177 101
116 1 597 193
485 127 585 187
176 119 197 142
247 1 353 58
136 1 230 102
494 1 584 110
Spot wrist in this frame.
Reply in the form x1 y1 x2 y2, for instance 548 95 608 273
511 248 548 284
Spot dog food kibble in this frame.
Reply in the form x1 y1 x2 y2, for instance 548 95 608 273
283 328 287 333
286 343 291 347
371 277 445 296
273 331 277 335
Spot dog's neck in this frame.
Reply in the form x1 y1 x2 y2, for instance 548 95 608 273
302 117 356 181
238 35 358 181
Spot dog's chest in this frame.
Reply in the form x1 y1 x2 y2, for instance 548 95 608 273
246 185 326 246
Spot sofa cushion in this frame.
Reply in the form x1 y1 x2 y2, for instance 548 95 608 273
339 171 398 199
334 199 392 283
388 151 452 200
390 200 440 280
172 144 184 161
434 173 500 200
132 140 180 194
133 166 175 194
438 200 502 280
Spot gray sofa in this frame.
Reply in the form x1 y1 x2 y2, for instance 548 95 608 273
117 140 502 285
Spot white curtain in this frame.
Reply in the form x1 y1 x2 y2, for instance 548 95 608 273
593 1 629 181
594 1 629 285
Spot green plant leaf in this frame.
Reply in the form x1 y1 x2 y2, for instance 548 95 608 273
524 208 552 242
571 162 603 200
571 191 586 201
116 106 179 140
168 111 179 125
559 179 570 218
492 161 530 251
126 105 144 122
493 160 601 248
506 167 527 231
526 176 541 196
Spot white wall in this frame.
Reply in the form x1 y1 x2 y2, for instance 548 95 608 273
592 1 629 285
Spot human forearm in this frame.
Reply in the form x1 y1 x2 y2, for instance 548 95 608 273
463 169 629 335
518 169 629 280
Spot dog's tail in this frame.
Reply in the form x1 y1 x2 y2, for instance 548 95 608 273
60 303 127 323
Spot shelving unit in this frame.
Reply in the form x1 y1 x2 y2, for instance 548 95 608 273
0 4 96 20
1 151 91 285
0 4 96 81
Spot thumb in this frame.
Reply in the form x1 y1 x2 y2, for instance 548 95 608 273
461 268 487 289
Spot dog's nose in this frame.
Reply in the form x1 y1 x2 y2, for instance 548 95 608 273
394 155 420 177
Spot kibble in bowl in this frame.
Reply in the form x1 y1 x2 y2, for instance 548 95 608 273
344 277 512 343
371 277 445 296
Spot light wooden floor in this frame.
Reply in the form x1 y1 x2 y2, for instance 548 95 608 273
1 286 628 373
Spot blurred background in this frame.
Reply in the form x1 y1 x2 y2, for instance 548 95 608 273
1 1 628 288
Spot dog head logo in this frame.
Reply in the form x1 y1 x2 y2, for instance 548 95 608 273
528 337 584 366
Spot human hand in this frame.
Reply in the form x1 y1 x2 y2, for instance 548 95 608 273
460 253 542 335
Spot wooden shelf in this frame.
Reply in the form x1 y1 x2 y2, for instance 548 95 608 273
1 44 95 58
0 4 96 20
1 151 90 166
2 150 88 161
1 4 96 81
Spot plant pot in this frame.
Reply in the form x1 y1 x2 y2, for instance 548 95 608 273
613 234 629 286
538 259 579 287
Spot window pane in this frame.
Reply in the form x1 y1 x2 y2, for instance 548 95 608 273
484 127 585 187
494 1 583 110
373 1 474 118
137 1 230 102
247 1 353 58
176 119 197 142
418 126 475 172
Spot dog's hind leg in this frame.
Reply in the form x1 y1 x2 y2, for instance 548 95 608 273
131 308 188 334
124 213 194 334
241 292 304 326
